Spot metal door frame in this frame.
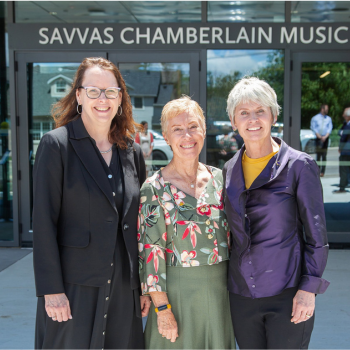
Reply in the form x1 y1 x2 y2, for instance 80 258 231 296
14 50 201 245
16 51 107 244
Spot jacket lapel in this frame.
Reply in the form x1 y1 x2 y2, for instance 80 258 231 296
225 148 246 216
68 118 116 212
118 145 136 217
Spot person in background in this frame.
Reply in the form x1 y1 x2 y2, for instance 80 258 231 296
224 77 330 349
333 104 350 193
310 104 333 177
135 121 154 176
138 96 235 349
33 57 149 349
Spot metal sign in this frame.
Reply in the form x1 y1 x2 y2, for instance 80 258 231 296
8 23 350 50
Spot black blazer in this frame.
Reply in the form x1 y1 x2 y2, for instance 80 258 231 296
32 117 146 297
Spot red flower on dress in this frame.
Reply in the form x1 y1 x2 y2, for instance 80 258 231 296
196 205 211 216
177 221 202 248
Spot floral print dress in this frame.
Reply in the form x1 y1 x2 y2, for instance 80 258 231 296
138 166 231 294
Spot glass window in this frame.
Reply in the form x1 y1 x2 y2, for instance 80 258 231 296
300 61 350 234
208 1 285 22
119 62 190 175
15 1 201 23
134 97 143 109
291 1 350 22
206 49 284 169
0 1 13 242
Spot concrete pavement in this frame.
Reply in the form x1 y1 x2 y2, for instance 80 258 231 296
0 249 349 349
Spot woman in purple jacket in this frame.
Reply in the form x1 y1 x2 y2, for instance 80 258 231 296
223 77 330 349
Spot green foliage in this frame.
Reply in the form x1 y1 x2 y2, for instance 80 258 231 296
207 50 285 123
301 62 350 129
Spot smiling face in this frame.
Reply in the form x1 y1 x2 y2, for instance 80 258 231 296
76 65 121 127
232 101 275 144
163 112 205 161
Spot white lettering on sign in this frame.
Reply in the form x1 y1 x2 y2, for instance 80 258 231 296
121 27 134 44
37 26 349 46
152 27 165 44
167 28 183 44
104 28 114 44
258 27 272 44
63 28 77 44
300 27 314 44
136 28 150 44
212 27 224 44
187 27 197 44
334 26 348 44
39 28 49 44
280 27 297 44
200 27 210 44
225 27 235 44
316 27 326 44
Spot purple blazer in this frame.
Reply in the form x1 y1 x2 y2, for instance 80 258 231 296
223 138 330 298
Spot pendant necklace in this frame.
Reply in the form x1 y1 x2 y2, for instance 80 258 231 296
171 162 199 189
100 145 113 154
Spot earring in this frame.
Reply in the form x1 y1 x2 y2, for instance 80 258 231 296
117 105 122 116
77 103 82 115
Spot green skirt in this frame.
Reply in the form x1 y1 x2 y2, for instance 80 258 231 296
145 261 236 349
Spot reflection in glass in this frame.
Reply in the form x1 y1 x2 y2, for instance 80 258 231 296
0 1 13 241
119 63 190 175
291 1 350 22
28 63 80 230
208 1 285 22
15 1 201 23
206 49 284 169
301 61 350 234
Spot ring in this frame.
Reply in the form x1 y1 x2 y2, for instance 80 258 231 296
52 316 57 319
306 314 312 318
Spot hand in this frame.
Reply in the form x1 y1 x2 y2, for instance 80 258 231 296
140 296 151 317
44 293 72 322
157 309 179 343
291 290 315 324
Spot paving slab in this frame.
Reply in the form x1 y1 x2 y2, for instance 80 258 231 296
0 248 33 273
0 250 349 349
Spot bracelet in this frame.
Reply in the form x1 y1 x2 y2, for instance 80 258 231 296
155 304 171 313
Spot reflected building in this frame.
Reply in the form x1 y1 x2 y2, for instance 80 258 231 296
2 0 350 245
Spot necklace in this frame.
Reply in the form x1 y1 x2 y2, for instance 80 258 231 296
171 162 199 189
100 145 113 154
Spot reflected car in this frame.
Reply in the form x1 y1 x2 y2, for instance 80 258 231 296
271 123 317 154
149 129 173 169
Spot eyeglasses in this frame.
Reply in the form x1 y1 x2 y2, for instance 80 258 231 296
78 86 121 99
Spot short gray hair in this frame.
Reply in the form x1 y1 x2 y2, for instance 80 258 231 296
226 77 281 124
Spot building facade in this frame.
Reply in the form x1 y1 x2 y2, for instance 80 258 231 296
1 1 350 246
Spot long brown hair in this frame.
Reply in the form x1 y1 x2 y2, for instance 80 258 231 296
52 57 139 149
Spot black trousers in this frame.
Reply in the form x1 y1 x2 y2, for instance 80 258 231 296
316 138 329 174
230 288 315 349
339 155 350 190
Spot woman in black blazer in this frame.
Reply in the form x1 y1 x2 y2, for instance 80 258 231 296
33 57 150 349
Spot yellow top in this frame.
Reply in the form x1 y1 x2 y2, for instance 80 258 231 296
242 149 279 189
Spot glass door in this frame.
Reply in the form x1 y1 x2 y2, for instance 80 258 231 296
109 51 200 175
16 52 107 244
291 52 350 243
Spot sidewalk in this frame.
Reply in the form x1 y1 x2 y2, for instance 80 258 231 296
0 250 349 349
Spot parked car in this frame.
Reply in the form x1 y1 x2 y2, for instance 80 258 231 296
149 129 173 169
271 123 317 154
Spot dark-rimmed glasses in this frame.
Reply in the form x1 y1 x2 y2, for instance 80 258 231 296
78 86 121 99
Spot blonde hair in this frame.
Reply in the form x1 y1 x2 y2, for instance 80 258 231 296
227 76 281 124
161 95 206 135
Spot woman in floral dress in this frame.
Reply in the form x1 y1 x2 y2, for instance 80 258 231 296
138 96 235 349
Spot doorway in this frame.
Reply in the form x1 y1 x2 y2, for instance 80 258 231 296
291 51 350 242
14 50 200 245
